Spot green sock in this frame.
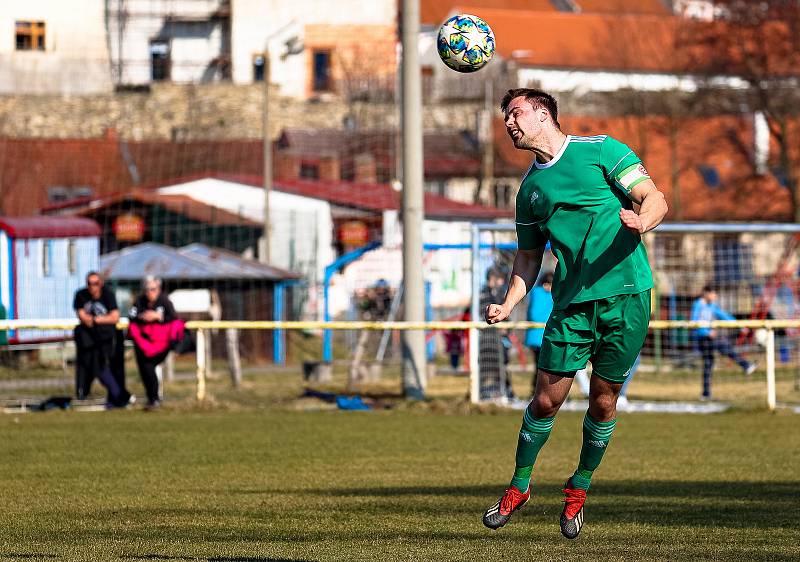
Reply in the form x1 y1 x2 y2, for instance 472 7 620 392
509 409 554 491
571 413 617 490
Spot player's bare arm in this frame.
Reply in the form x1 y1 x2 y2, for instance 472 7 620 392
619 179 668 234
485 246 545 324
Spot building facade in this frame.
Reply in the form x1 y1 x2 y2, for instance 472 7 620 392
0 0 112 94
230 0 397 98
106 0 231 87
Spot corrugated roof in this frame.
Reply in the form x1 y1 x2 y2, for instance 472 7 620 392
0 216 101 239
99 242 298 282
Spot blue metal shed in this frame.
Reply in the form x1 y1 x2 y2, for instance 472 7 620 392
0 216 101 343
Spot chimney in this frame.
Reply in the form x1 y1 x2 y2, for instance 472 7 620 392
319 155 341 182
275 153 300 180
354 153 377 184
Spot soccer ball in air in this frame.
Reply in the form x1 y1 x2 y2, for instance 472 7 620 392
437 13 495 73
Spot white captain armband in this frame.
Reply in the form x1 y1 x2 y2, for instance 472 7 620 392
615 163 650 194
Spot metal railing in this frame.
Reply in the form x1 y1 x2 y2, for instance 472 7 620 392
0 318 795 410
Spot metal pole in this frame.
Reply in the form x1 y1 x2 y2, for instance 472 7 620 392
469 224 481 403
261 52 272 264
400 0 426 399
196 328 206 401
766 327 776 411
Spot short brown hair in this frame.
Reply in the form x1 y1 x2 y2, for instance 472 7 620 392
500 88 561 129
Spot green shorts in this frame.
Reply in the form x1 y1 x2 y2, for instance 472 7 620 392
537 290 651 384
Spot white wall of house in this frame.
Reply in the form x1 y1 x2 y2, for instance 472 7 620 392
157 177 334 283
106 0 228 86
344 214 492 313
0 0 112 94
230 0 395 97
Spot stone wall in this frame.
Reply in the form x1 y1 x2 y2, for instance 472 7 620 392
0 82 488 140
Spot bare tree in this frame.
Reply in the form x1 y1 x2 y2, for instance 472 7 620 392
683 0 800 220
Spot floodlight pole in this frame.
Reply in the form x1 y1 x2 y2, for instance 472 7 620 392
400 0 426 399
261 51 272 264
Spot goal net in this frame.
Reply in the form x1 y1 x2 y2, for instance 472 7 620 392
470 222 800 411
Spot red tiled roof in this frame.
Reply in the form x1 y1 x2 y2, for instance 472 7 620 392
461 8 682 72
573 0 668 15
45 189 261 227
215 173 512 220
421 0 556 26
0 136 132 216
45 173 511 221
0 216 101 239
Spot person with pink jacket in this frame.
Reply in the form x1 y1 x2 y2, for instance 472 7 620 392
128 276 179 410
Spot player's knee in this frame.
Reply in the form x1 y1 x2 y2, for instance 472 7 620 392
589 392 616 418
530 393 559 417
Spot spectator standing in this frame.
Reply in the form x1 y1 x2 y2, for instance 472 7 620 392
691 285 757 400
525 272 554 394
129 276 178 410
73 272 133 407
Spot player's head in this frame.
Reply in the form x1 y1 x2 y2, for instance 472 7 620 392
86 271 103 298
701 284 717 302
500 88 561 149
540 271 554 289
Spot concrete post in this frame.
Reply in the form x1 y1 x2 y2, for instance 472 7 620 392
400 0 426 399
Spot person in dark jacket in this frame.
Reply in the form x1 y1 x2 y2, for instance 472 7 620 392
73 271 133 407
129 276 177 410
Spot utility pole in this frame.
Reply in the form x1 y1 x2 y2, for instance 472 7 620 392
400 0 426 399
478 79 494 205
261 51 271 264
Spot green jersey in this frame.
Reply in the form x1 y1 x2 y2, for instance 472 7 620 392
515 134 653 310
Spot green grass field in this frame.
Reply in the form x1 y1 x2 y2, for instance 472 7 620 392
1 402 799 561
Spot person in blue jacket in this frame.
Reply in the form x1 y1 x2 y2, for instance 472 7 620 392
525 272 554 394
691 285 756 400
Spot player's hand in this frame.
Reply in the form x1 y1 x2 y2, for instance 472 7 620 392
485 303 511 324
620 209 645 234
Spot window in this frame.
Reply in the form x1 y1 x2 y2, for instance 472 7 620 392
312 50 332 92
42 240 53 277
253 54 265 82
47 186 93 203
697 164 721 189
67 240 77 275
150 40 170 81
16 21 45 51
300 161 320 179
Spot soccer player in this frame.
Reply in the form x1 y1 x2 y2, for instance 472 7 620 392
482 89 668 539
691 285 757 400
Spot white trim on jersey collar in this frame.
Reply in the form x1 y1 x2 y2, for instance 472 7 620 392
534 135 571 170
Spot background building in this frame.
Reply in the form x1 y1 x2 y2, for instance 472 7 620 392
0 0 112 94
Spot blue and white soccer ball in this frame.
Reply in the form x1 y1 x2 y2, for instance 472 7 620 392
437 13 495 73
